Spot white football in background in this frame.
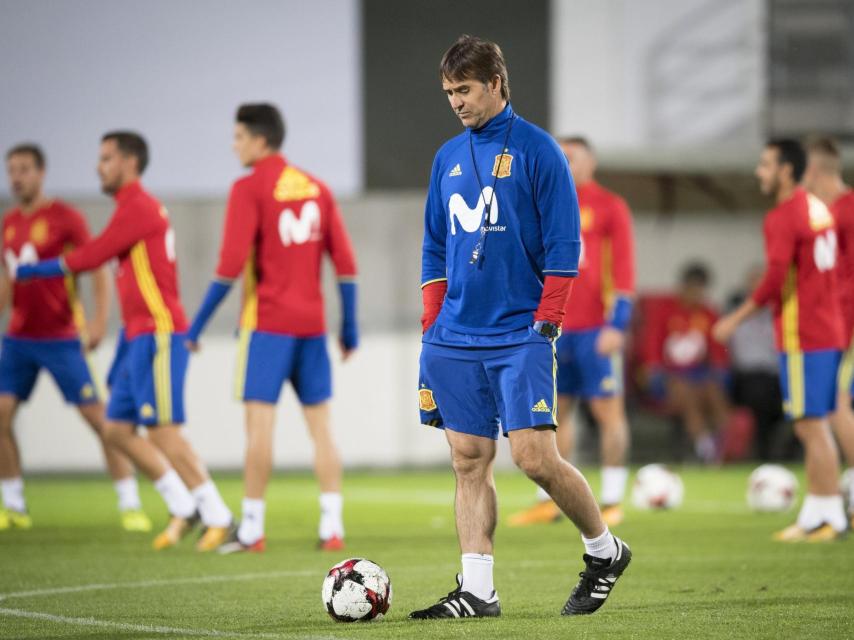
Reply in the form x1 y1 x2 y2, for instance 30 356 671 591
632 464 684 510
746 464 798 512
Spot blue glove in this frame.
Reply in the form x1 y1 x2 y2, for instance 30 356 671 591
339 281 359 351
15 258 64 280
187 280 232 344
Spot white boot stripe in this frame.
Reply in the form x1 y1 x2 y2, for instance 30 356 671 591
460 599 476 616
443 602 460 617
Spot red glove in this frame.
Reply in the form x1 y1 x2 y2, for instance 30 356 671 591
534 275 574 326
421 280 447 333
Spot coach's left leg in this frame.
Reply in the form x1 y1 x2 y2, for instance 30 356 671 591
509 428 604 539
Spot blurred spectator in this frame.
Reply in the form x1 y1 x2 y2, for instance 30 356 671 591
725 266 785 460
644 262 729 463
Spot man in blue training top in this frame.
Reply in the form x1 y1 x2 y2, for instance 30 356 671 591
410 35 632 620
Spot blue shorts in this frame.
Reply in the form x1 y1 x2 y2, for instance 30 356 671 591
555 328 623 398
779 350 841 420
235 330 332 405
107 332 188 426
418 338 557 439
0 336 101 404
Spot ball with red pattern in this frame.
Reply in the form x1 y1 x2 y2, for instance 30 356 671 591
747 464 798 512
321 558 392 622
631 464 684 510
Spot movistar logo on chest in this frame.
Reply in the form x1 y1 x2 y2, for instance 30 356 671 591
448 187 507 235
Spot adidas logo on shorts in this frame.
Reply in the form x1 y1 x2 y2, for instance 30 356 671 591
531 399 551 413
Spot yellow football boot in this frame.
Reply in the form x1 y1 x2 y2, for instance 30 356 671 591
601 504 624 528
121 509 153 533
508 499 562 527
196 524 233 552
805 523 845 543
0 509 32 530
772 523 807 542
152 514 197 550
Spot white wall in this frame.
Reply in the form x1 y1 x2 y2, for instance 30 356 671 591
0 0 362 196
551 0 765 166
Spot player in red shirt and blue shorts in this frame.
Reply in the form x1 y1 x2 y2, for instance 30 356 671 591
0 143 150 533
187 104 358 553
509 137 635 528
15 132 233 551
803 136 854 527
715 139 847 541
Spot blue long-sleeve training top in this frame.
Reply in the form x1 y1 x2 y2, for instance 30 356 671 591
421 104 581 343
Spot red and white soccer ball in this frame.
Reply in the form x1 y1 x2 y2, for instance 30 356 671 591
322 558 392 623
631 464 684 509
747 464 798 512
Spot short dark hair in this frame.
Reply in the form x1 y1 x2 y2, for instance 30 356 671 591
767 138 806 182
558 136 593 151
681 261 711 287
102 131 149 174
440 35 510 101
236 103 286 150
6 143 45 169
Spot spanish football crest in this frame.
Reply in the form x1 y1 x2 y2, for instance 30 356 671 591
491 153 513 178
419 388 437 411
29 219 48 245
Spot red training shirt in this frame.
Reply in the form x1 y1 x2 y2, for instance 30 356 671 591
63 181 187 339
645 296 728 372
562 181 635 330
831 189 854 343
751 188 843 352
214 154 357 336
2 200 89 339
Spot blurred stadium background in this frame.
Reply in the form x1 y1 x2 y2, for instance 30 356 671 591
1 0 853 472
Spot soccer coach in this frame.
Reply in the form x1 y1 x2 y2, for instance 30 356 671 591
411 35 631 619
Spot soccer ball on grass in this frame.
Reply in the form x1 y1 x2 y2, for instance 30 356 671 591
746 464 798 512
631 464 684 509
322 558 392 622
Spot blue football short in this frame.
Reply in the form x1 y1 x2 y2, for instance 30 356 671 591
0 336 101 404
235 330 332 405
555 327 623 398
778 349 841 420
107 332 188 426
418 336 558 439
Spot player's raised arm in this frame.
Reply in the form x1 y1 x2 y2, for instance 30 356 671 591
420 156 448 333
66 208 111 351
607 198 636 332
322 186 359 358
186 180 259 350
531 140 581 336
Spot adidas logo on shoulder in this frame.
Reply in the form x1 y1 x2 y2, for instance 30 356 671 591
532 399 551 413
448 164 462 177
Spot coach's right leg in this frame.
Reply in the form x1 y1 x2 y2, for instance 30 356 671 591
447 429 497 599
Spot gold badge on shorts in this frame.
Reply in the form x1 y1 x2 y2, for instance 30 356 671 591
140 403 155 419
419 388 437 411
81 384 95 400
492 153 513 178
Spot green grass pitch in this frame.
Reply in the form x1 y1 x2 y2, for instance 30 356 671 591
1 466 852 639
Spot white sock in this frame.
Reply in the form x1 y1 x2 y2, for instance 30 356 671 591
319 492 344 540
114 476 142 511
191 480 232 527
809 494 848 532
695 434 717 462
600 466 629 506
582 527 618 562
535 485 551 502
796 495 820 530
1 476 26 513
461 553 494 600
238 497 265 544
153 469 195 518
